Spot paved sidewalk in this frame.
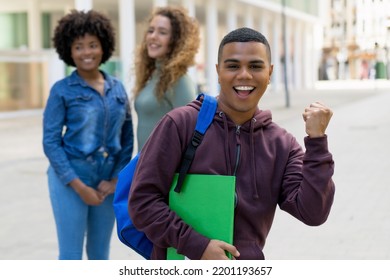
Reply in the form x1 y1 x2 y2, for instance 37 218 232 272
1 81 389 260
263 86 390 260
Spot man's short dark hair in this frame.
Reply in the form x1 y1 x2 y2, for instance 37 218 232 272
217 27 272 64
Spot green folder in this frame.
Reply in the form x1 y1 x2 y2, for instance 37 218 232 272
167 173 236 260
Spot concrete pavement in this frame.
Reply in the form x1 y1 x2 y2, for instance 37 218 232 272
1 80 389 260
263 83 390 260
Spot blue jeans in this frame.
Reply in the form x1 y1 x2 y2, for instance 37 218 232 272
47 154 116 260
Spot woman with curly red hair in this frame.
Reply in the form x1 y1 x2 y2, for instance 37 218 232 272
133 6 200 150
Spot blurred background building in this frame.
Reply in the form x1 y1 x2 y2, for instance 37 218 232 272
0 0 388 113
321 0 390 81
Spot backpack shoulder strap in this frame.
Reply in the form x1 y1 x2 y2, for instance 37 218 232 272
174 93 218 193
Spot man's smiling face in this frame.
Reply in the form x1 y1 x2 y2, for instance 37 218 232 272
216 41 273 125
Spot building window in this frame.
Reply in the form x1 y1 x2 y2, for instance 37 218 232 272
0 13 28 49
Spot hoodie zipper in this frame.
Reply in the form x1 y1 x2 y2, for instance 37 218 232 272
233 125 242 208
233 125 241 175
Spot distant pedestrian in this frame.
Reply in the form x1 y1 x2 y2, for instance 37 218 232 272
133 6 200 151
360 60 369 80
42 9 134 260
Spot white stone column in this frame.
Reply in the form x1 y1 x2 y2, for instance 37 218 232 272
302 23 316 89
302 23 310 88
293 20 303 90
182 0 195 16
311 22 322 87
153 0 167 7
244 5 254 29
271 13 281 91
118 0 136 93
284 16 292 89
226 0 237 32
27 0 41 50
258 10 269 35
182 0 197 88
205 0 218 96
26 0 41 108
48 50 66 93
74 0 92 11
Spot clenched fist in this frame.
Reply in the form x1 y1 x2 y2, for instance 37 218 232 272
302 102 333 138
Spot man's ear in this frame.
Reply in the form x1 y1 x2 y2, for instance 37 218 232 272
269 64 274 77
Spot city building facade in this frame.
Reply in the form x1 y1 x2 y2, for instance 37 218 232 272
321 0 390 81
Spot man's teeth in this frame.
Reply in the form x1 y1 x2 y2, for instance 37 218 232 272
235 86 254 91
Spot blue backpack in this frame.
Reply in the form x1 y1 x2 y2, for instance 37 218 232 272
113 94 218 259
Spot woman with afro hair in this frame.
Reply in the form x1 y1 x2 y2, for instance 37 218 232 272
43 9 134 259
133 6 200 150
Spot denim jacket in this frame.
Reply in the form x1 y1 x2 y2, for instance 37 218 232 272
43 70 134 185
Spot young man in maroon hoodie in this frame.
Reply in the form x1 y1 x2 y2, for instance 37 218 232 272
129 27 335 260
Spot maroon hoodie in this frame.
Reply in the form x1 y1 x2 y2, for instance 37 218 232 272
129 99 335 260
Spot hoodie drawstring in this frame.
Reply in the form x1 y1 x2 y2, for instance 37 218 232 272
250 118 259 199
219 111 232 174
